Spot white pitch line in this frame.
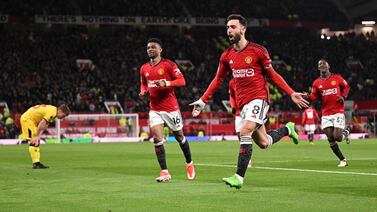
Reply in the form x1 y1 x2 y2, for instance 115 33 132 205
196 163 377 176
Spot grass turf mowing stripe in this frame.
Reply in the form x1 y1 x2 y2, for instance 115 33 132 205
196 163 377 176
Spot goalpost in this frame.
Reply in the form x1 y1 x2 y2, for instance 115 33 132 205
50 114 140 143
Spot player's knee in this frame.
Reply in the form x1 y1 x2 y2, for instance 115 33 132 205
153 137 164 146
174 134 184 143
258 143 269 149
334 134 342 142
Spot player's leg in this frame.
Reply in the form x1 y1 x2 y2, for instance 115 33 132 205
332 113 348 166
223 100 268 188
21 118 46 169
323 127 347 167
223 120 256 189
333 113 349 142
235 116 251 167
308 124 315 144
149 111 171 182
165 110 195 180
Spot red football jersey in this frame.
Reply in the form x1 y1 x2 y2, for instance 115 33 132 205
302 106 319 125
140 58 183 112
309 73 350 116
229 79 240 116
201 42 294 110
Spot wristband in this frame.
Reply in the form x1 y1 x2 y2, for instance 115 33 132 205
165 81 171 87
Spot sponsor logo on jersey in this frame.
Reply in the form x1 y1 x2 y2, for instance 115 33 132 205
245 56 252 64
331 80 337 86
322 88 337 96
158 68 165 75
232 68 255 78
147 80 161 88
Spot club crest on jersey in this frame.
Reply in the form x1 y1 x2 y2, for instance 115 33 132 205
331 80 337 86
158 68 165 75
245 56 252 64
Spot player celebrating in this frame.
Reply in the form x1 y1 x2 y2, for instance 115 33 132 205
301 105 320 144
20 104 70 169
190 14 308 189
139 38 195 182
307 59 350 167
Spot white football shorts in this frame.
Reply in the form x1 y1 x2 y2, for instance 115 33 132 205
321 113 345 130
149 110 183 131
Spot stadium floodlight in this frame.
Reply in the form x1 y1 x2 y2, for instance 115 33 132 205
361 21 375 25
320 34 325 39
326 36 331 40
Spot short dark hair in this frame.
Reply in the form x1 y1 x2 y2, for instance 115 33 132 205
227 14 248 27
147 38 162 48
58 104 71 115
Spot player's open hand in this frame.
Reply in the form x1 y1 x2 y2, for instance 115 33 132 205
31 136 40 147
189 99 206 117
291 92 309 109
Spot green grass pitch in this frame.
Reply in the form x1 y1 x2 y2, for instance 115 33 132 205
1 139 377 211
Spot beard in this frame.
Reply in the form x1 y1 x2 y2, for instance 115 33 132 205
228 33 241 44
148 53 156 59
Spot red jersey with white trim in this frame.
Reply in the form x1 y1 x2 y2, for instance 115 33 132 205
301 106 319 125
309 73 350 116
140 58 183 112
201 42 294 110
229 79 240 116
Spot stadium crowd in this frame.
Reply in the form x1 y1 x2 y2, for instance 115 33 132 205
1 0 347 21
1 26 376 115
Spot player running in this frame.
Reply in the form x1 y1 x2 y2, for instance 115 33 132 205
139 38 195 182
306 59 351 167
190 14 308 189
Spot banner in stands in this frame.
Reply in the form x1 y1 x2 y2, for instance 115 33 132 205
0 15 8 23
35 15 267 27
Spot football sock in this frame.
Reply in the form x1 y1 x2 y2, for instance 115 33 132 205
236 136 253 178
29 145 40 163
178 137 192 163
154 141 167 170
309 133 314 142
330 143 345 160
267 127 289 144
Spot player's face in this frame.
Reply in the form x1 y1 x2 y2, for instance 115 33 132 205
147 42 162 59
318 60 330 77
226 20 245 44
57 110 68 119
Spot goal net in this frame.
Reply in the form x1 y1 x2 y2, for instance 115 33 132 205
47 114 140 143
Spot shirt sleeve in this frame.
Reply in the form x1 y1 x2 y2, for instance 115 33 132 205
266 66 294 96
229 82 236 108
259 46 272 69
43 107 57 123
167 62 185 87
201 53 230 103
140 66 148 93
309 82 319 101
338 75 350 98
